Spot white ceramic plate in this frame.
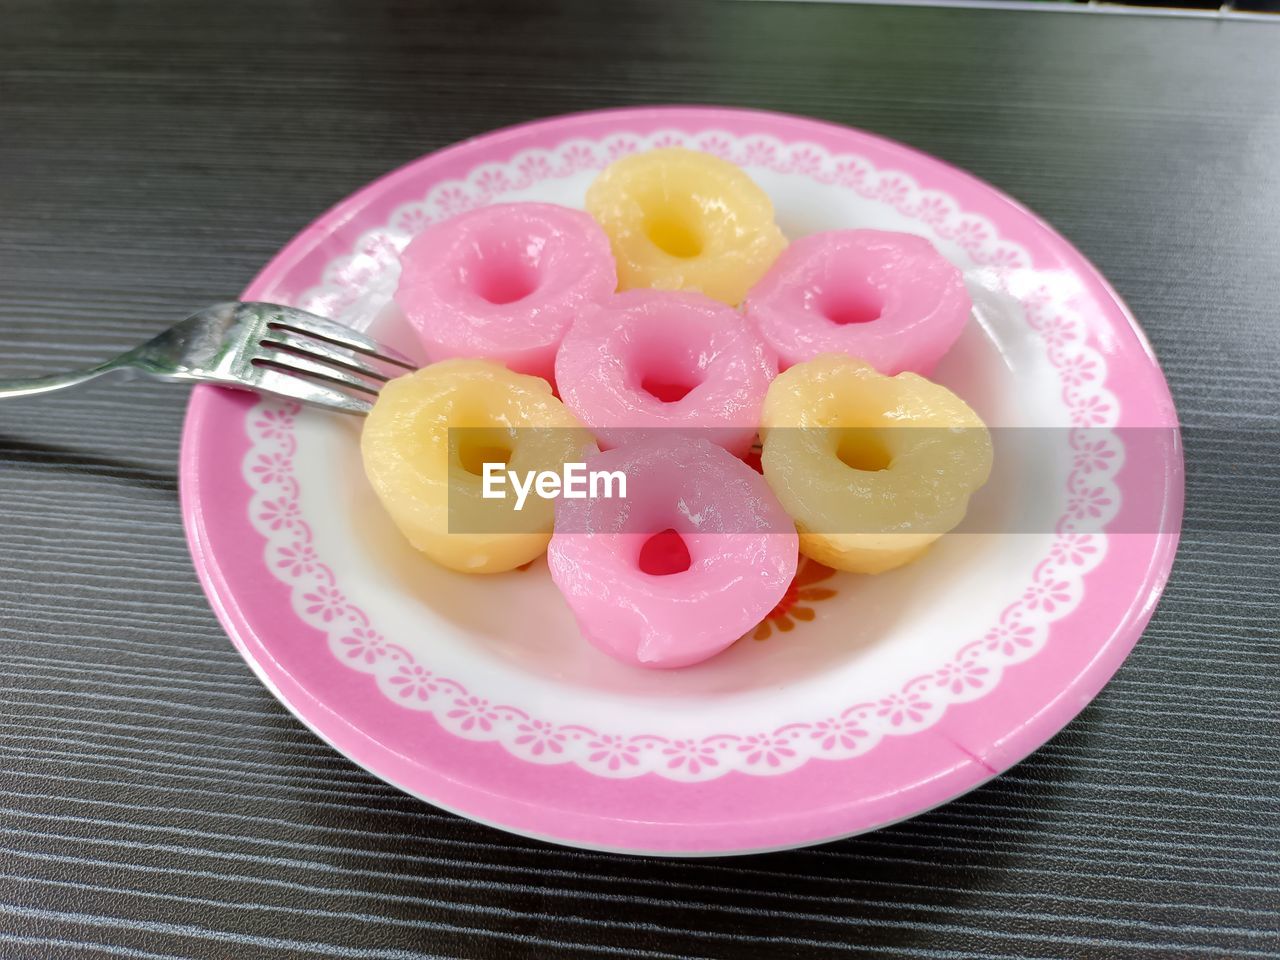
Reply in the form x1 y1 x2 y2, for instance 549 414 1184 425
182 107 1183 855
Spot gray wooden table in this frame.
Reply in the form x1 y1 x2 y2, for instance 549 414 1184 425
1 1 1278 957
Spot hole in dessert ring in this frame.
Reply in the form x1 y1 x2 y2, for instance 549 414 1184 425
548 438 798 669
821 276 884 326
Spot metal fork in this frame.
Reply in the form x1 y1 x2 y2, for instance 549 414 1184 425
0 302 416 415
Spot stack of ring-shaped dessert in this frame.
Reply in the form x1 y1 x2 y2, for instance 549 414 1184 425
364 146 992 669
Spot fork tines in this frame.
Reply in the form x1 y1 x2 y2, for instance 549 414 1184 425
248 305 418 416
267 312 418 371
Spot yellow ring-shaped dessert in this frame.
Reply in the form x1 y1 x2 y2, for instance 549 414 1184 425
361 359 594 573
760 354 993 574
585 148 787 306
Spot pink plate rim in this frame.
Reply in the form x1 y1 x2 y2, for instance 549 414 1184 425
179 106 1184 855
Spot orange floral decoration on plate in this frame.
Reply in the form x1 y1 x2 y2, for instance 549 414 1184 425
750 558 839 641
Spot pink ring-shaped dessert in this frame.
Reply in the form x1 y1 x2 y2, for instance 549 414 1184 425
394 202 616 383
554 289 776 456
548 438 798 669
744 229 971 376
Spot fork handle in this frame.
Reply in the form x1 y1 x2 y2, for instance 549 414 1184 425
0 362 130 400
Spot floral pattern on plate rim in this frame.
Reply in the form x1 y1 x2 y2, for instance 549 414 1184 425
241 129 1121 782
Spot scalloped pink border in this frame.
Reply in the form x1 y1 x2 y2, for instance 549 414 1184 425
180 107 1183 854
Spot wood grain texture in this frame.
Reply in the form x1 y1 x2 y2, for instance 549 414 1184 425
1 0 1278 957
